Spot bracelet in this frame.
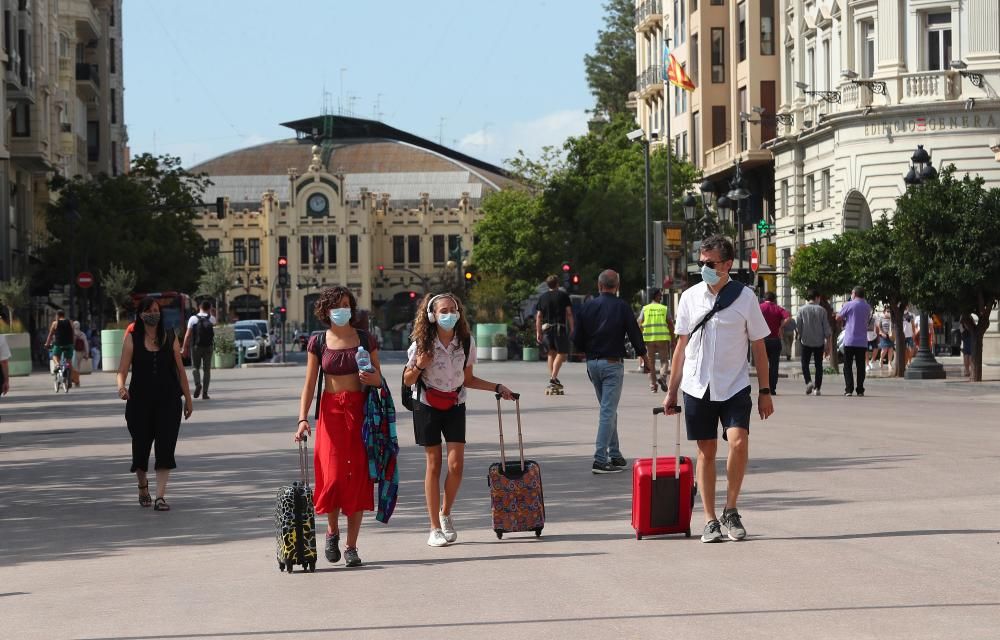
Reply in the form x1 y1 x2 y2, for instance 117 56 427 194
297 419 309 425
415 365 425 372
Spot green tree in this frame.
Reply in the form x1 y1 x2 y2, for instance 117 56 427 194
100 264 137 324
196 255 235 315
891 167 1000 381
0 276 28 328
37 154 212 321
788 236 853 372
584 0 636 118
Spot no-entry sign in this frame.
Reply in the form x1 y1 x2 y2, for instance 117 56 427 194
76 272 94 288
750 250 759 273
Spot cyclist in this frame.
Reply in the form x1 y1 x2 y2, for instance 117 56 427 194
45 310 75 374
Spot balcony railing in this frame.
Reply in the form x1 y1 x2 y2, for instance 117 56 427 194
634 0 663 29
901 70 957 103
703 140 733 170
636 65 663 93
75 63 100 87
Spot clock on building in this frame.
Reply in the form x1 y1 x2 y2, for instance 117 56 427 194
307 193 328 215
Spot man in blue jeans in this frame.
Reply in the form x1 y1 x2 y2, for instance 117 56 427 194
572 269 649 474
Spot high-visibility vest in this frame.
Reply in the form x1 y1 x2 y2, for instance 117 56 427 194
641 302 672 341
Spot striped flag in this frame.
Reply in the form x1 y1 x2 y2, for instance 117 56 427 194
662 45 696 92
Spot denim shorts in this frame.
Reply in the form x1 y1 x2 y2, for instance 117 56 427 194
682 385 752 442
879 337 894 349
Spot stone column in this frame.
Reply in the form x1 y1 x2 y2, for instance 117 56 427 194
876 0 906 74
966 0 1000 63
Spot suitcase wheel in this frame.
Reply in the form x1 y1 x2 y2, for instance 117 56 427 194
495 530 503 540
636 533 642 540
285 562 294 574
534 528 542 538
277 561 285 571
685 528 691 538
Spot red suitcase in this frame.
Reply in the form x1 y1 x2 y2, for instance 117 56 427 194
631 406 696 539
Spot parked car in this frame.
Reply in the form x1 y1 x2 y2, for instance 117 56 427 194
233 329 262 361
236 319 272 358
234 321 269 358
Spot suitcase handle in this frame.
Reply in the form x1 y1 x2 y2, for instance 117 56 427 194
651 406 681 481
297 437 311 487
494 394 525 473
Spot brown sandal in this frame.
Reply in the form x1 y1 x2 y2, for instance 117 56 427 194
138 483 152 507
153 497 170 511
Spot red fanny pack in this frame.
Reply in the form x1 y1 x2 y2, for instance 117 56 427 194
424 386 460 411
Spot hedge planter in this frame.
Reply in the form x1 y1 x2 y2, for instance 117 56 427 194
475 323 506 361
101 329 126 372
491 346 508 361
522 347 539 362
213 352 236 369
4 332 31 377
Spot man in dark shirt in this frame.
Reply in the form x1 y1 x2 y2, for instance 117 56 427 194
535 275 574 390
572 269 649 474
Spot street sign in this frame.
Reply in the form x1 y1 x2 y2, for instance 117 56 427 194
750 250 759 273
76 271 94 288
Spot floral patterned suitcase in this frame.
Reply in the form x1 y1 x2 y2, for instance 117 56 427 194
487 393 545 539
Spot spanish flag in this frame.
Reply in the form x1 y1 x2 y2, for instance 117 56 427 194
662 45 696 92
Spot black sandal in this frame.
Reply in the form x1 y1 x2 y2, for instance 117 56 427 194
138 483 152 508
153 497 170 511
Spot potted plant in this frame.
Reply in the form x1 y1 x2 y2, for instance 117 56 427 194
100 264 136 372
0 277 31 377
213 325 237 369
520 329 539 362
491 331 508 362
470 274 510 361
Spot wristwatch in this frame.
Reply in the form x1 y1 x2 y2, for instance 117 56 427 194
758 388 771 395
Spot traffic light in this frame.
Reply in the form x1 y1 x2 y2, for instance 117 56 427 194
277 256 289 288
215 196 227 219
377 264 386 280
408 291 417 300
273 305 286 321
463 265 476 286
571 273 580 288
561 261 572 288
561 261 571 273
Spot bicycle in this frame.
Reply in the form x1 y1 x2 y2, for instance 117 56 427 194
50 348 72 393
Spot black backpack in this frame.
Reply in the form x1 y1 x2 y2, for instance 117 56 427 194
401 336 471 411
194 315 215 348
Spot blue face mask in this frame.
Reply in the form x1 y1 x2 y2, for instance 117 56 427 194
329 308 352 327
701 264 722 286
437 313 459 330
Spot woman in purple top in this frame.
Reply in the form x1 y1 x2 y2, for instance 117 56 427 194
836 286 873 396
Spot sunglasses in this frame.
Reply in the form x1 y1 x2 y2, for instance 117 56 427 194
697 259 729 269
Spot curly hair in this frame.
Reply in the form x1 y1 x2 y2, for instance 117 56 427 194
314 286 358 327
410 292 471 355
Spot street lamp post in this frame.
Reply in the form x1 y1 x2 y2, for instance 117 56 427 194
902 144 946 380
726 160 751 284
629 128 658 299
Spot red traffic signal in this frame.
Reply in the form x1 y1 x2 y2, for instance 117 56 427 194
408 291 417 300
561 261 571 272
377 264 384 272
571 274 580 285
277 256 288 268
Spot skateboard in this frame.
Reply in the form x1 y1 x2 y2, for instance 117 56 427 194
544 380 564 395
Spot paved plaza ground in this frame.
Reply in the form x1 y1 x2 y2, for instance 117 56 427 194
1 355 998 639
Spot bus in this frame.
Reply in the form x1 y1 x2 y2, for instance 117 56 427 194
129 291 196 334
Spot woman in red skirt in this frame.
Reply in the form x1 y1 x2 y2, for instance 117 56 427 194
295 286 382 567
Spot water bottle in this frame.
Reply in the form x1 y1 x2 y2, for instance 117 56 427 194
355 345 375 373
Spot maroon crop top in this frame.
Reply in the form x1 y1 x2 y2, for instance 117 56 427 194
308 330 377 375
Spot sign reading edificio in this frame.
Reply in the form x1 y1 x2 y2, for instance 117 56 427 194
864 112 999 137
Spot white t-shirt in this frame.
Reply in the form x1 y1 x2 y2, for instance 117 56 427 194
902 313 914 338
406 334 478 406
675 281 770 402
0 334 11 361
187 312 217 330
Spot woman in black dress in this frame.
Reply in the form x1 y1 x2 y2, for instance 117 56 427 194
116 297 194 510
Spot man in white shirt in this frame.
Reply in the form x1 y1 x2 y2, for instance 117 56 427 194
663 235 774 543
181 300 217 399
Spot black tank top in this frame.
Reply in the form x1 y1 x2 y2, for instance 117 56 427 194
55 319 74 346
128 330 182 398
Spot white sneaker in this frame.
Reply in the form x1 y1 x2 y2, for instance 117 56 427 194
427 528 449 547
440 512 458 543
805 382 814 395
815 388 822 396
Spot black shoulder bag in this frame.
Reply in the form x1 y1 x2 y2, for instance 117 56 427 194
688 281 746 337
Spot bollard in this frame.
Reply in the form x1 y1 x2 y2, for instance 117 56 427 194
238 346 245 367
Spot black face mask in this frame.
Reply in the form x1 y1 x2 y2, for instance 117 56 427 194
140 313 160 326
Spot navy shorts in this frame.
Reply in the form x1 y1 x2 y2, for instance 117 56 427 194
682 385 752 442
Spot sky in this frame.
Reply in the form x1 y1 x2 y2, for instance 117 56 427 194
123 0 608 171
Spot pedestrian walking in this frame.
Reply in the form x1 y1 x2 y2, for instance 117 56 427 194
960 313 976 377
181 299 216 400
836 287 873 396
0 333 10 396
796 289 832 395
637 288 674 392
534 275 574 394
902 308 917 365
69 320 90 387
294 286 383 567
759 291 791 395
572 269 649 474
403 292 515 546
662 235 773 543
116 297 194 512
877 307 894 369
865 312 879 371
